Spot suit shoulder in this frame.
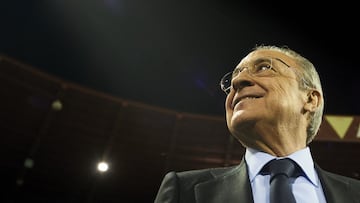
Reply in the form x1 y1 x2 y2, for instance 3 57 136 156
320 168 360 186
155 164 244 203
174 164 240 183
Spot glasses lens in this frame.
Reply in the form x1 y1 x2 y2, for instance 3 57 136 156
220 58 277 95
220 72 232 94
233 58 273 78
252 58 273 76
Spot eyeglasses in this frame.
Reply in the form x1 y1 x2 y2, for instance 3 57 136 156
220 57 291 94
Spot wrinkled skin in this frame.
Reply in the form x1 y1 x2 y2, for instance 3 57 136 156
225 49 321 157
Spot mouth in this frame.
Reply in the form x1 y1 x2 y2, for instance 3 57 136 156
231 94 263 109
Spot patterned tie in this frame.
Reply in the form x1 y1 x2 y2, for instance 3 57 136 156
263 158 300 203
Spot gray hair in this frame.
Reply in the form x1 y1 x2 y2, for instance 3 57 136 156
253 45 324 144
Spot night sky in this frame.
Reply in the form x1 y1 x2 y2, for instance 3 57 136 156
1 0 359 116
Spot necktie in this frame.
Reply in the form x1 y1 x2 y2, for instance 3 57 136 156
263 158 300 203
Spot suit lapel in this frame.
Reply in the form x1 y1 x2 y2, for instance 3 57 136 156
194 160 254 203
315 164 353 203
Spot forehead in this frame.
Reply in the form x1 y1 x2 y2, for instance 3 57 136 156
239 49 297 67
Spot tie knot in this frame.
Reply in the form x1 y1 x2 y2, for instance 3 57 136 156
262 158 300 181
264 158 300 203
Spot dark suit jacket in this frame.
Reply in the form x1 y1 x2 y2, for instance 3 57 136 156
154 159 360 203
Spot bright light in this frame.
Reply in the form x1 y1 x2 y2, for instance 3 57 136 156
51 99 63 111
97 161 109 172
24 158 34 169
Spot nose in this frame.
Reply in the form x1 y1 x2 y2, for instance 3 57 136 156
231 72 255 92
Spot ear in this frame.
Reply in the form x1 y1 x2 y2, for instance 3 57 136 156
303 90 321 112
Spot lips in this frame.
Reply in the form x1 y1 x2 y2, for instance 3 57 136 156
231 94 264 108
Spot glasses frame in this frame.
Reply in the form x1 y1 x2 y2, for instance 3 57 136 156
220 57 291 94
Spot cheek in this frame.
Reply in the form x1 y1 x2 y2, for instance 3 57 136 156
267 83 304 112
225 94 234 123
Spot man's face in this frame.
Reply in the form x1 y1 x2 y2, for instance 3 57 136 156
225 50 307 144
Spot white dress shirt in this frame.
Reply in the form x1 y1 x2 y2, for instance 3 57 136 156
245 147 327 203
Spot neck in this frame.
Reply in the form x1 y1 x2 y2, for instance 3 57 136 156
242 123 307 157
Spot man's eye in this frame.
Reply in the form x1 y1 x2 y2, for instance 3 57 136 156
255 62 272 72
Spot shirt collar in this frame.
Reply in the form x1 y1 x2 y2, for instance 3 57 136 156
245 147 319 187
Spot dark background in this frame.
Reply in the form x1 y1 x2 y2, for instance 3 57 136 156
1 0 359 117
1 1 360 203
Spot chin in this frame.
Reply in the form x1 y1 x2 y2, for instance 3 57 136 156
229 111 257 127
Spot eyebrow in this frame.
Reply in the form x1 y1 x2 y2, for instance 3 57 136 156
273 58 291 67
235 58 271 69
235 57 291 72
